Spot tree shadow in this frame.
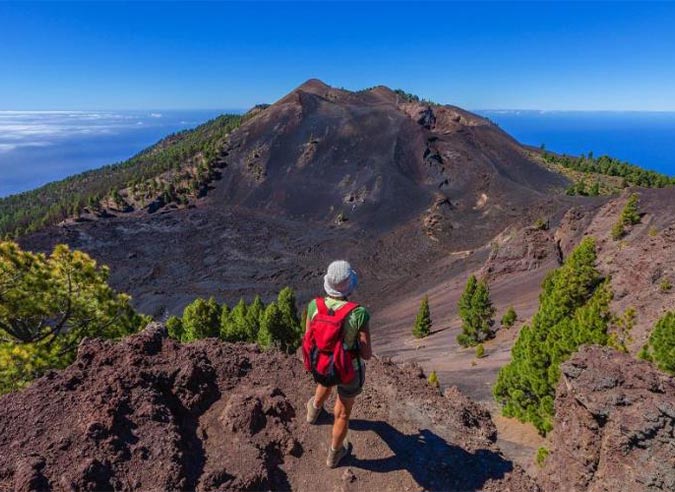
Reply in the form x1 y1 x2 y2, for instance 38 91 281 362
428 326 451 336
346 420 513 491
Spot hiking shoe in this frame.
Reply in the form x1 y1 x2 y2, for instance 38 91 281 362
306 397 322 424
326 445 349 468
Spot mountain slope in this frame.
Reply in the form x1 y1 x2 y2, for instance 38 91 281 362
20 79 573 317
216 79 569 232
0 114 242 237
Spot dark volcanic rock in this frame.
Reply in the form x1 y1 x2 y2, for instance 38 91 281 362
0 324 536 491
540 345 675 492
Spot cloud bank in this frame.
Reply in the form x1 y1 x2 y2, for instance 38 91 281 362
0 111 159 153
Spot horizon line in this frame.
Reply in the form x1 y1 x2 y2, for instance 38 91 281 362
3 107 675 114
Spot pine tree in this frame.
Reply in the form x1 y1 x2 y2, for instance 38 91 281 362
276 287 301 349
621 193 640 225
458 275 477 325
257 303 285 349
182 297 221 341
457 277 495 347
166 316 184 341
611 221 625 241
578 178 588 196
218 303 230 340
501 306 517 328
589 180 600 196
221 298 249 342
245 296 265 341
0 241 145 393
641 311 675 374
472 280 496 341
493 237 611 435
413 295 432 338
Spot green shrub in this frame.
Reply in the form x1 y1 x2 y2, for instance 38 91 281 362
621 193 640 225
501 306 517 328
493 237 612 434
166 316 184 341
180 288 301 351
540 152 674 189
533 218 548 231
640 311 675 375
607 307 636 353
245 295 265 340
182 297 221 341
257 303 285 349
428 370 439 388
611 193 641 241
277 287 302 348
457 276 495 347
611 221 625 241
535 447 549 467
221 298 249 342
413 295 432 339
475 344 485 358
648 226 659 237
588 180 600 196
660 278 672 293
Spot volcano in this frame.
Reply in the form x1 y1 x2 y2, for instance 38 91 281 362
22 79 571 317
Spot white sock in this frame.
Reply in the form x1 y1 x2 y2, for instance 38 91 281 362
312 399 321 410
331 445 338 452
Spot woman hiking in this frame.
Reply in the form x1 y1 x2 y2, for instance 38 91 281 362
302 260 372 468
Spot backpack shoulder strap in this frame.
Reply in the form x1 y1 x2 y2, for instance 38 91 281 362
315 297 329 315
332 301 359 322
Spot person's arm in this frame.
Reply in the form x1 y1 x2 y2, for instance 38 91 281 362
358 323 372 360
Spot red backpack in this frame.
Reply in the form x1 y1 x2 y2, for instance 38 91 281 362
302 297 359 386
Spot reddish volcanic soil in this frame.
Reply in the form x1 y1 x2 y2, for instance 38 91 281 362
0 325 538 492
18 80 675 474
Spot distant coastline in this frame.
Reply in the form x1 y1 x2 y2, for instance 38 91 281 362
1 108 673 198
0 109 242 198
476 110 675 176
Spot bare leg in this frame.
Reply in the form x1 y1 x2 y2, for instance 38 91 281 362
331 394 355 450
314 384 332 408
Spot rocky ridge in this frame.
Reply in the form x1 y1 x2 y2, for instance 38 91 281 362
0 324 536 492
540 346 675 492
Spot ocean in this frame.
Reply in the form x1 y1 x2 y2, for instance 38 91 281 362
1 109 674 198
476 110 675 176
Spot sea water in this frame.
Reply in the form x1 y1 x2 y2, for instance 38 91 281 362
477 110 675 176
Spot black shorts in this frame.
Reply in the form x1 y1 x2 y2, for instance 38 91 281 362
337 362 366 399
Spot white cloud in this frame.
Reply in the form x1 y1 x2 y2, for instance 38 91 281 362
0 141 52 153
0 111 151 146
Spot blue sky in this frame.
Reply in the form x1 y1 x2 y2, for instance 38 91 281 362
2 1 675 111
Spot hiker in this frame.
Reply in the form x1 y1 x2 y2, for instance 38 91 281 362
302 260 372 468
